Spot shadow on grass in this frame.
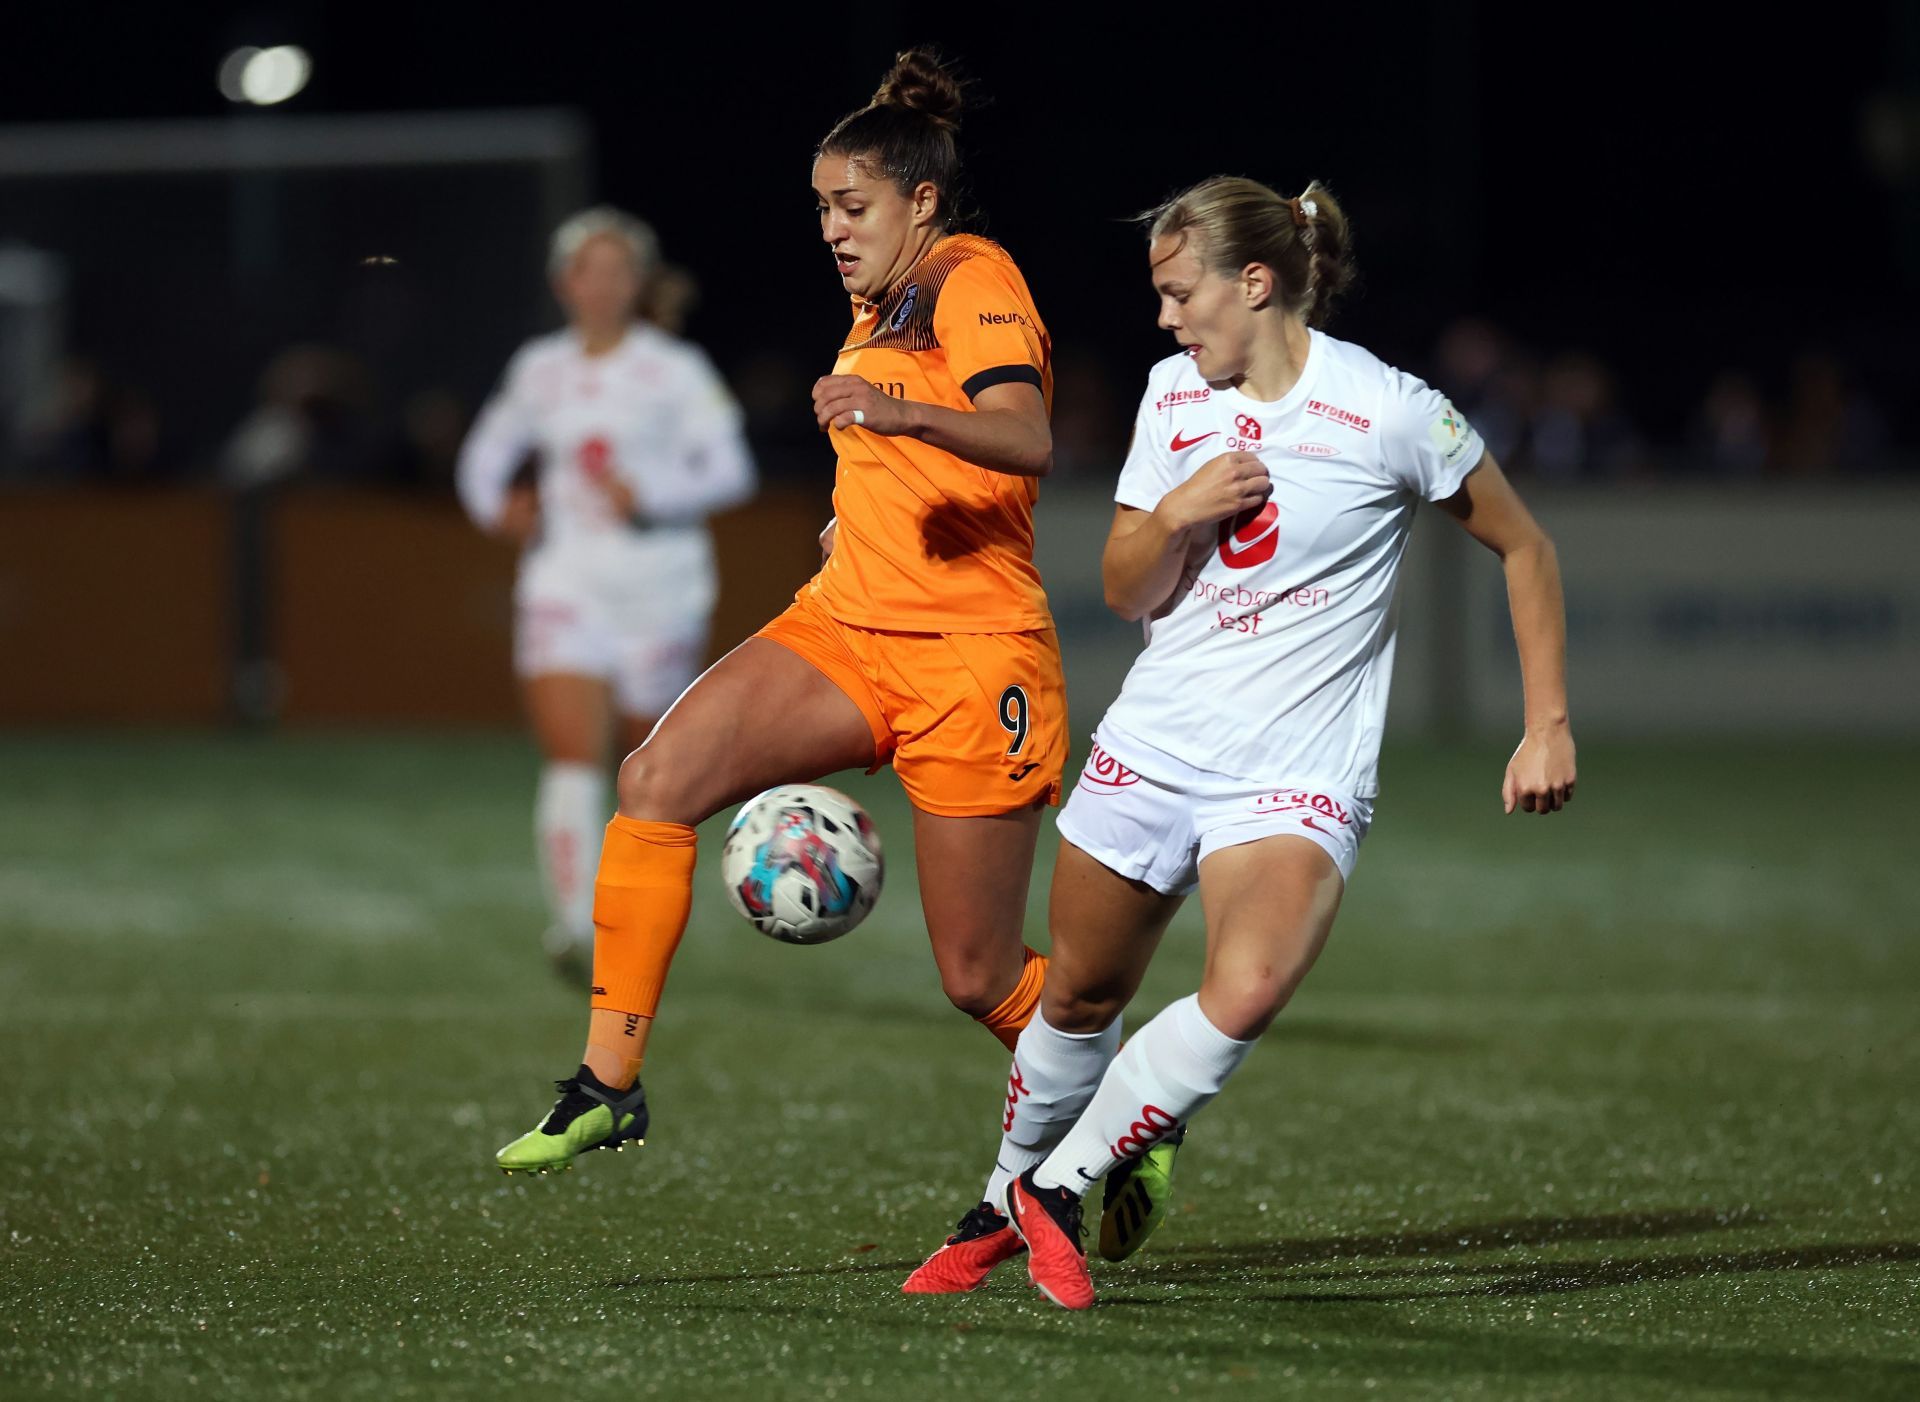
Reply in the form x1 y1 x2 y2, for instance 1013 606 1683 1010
1100 1207 1919 1306
1166 1204 1769 1269
598 1205 1920 1394
1259 1240 1920 1303
606 1206 1917 1324
607 1258 921 1290
604 1206 1756 1294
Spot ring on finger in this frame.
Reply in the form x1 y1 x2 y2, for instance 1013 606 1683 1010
852 409 865 427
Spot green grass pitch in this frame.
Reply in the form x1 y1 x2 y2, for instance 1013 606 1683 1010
2 733 1916 1399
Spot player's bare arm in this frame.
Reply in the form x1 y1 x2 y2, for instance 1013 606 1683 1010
589 473 639 522
811 375 1051 476
493 481 541 545
1437 455 1576 815
1102 452 1270 620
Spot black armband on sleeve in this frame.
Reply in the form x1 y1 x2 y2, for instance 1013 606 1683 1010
961 364 1044 402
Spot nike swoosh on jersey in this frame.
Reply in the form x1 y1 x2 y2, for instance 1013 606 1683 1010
1301 816 1331 835
1170 430 1220 451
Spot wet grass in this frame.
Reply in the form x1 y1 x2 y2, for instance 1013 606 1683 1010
2 733 1915 1399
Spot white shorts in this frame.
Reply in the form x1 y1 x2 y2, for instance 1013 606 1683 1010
1055 731 1371 896
514 531 716 718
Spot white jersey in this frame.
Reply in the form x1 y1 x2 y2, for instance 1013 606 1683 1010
1100 330 1483 800
456 323 755 549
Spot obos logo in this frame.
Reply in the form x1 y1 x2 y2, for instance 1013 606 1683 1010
1218 501 1279 569
1226 413 1264 451
889 283 919 332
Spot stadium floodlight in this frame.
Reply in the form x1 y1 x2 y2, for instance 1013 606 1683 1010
216 48 259 102
217 45 311 107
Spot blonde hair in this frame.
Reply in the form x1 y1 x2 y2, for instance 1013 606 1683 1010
547 205 660 283
1145 176 1355 328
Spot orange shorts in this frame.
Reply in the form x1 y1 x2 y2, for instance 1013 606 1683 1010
756 587 1068 817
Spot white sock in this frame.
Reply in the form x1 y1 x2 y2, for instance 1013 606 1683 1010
982 1011 1121 1211
535 761 607 946
1032 994 1255 1193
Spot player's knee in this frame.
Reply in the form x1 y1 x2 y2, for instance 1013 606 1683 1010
1199 975 1291 1041
614 744 703 825
1039 980 1125 1035
939 964 1007 1020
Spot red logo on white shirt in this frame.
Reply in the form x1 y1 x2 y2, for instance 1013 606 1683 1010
578 436 614 482
1155 388 1211 413
1305 400 1371 433
1170 429 1219 452
1218 501 1279 569
1290 442 1338 458
1233 414 1262 442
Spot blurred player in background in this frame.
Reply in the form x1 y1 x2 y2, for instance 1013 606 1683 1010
904 176 1577 1308
639 262 700 337
495 48 1071 1176
457 208 756 980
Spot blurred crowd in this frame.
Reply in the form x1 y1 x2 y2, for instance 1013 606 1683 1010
1 310 1906 491
2 348 469 491
1425 318 1896 482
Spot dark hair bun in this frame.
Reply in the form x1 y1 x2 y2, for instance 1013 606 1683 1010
871 47 965 129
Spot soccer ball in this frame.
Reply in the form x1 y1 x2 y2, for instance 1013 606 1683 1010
720 784 883 945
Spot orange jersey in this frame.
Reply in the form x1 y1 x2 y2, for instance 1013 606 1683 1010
810 234 1054 633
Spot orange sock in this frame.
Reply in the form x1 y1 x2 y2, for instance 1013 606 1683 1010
588 813 698 1026
976 946 1048 1052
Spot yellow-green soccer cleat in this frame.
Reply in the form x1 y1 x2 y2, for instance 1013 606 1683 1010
496 1066 648 1176
1098 1125 1185 1261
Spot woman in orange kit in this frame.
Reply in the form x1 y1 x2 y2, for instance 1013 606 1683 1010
496 49 1068 1185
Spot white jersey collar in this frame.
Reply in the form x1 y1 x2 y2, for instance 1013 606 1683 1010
1211 328 1324 421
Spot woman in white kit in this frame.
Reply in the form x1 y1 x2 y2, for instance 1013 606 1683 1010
902 176 1577 1309
457 208 756 978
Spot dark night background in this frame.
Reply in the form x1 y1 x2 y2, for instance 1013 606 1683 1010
1 2 1914 483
